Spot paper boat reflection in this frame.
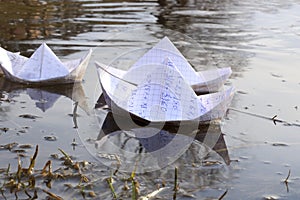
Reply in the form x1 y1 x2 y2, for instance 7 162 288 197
0 78 89 113
0 43 92 84
85 110 230 173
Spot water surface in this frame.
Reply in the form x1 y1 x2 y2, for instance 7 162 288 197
0 0 300 199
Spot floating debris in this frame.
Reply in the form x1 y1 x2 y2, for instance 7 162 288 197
218 189 228 200
18 129 28 134
263 195 280 200
11 149 26 154
202 160 223 167
50 153 59 160
272 143 289 147
18 144 33 149
263 161 272 164
42 189 63 200
89 191 97 197
44 135 58 141
0 127 9 132
19 114 41 119
0 142 18 150
271 73 282 78
237 90 248 94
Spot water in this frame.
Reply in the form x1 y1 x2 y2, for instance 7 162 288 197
0 0 300 199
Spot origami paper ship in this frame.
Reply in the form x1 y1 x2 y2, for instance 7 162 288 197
0 43 92 84
95 37 234 123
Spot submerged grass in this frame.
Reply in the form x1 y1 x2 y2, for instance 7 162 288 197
106 173 117 199
173 167 178 200
0 144 95 199
0 141 229 199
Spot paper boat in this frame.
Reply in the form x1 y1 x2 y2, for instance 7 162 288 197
96 57 234 122
102 37 232 93
0 43 92 84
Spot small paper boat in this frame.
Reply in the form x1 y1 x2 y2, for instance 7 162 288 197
0 43 92 84
103 37 232 93
96 58 234 123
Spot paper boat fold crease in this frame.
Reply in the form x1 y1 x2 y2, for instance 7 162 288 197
0 43 92 84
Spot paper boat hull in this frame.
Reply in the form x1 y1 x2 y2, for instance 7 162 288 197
1 69 83 85
100 89 234 123
98 67 234 123
0 46 92 85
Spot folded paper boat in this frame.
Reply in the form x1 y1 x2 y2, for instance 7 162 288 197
0 43 92 84
96 58 234 123
100 37 232 93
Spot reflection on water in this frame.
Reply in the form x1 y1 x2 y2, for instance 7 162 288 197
92 110 230 169
0 0 257 63
0 0 93 56
77 109 230 198
0 78 88 113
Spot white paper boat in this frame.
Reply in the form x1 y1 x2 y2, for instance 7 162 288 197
0 43 92 84
103 37 232 93
96 58 234 123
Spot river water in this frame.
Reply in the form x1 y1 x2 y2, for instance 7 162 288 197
0 0 300 199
